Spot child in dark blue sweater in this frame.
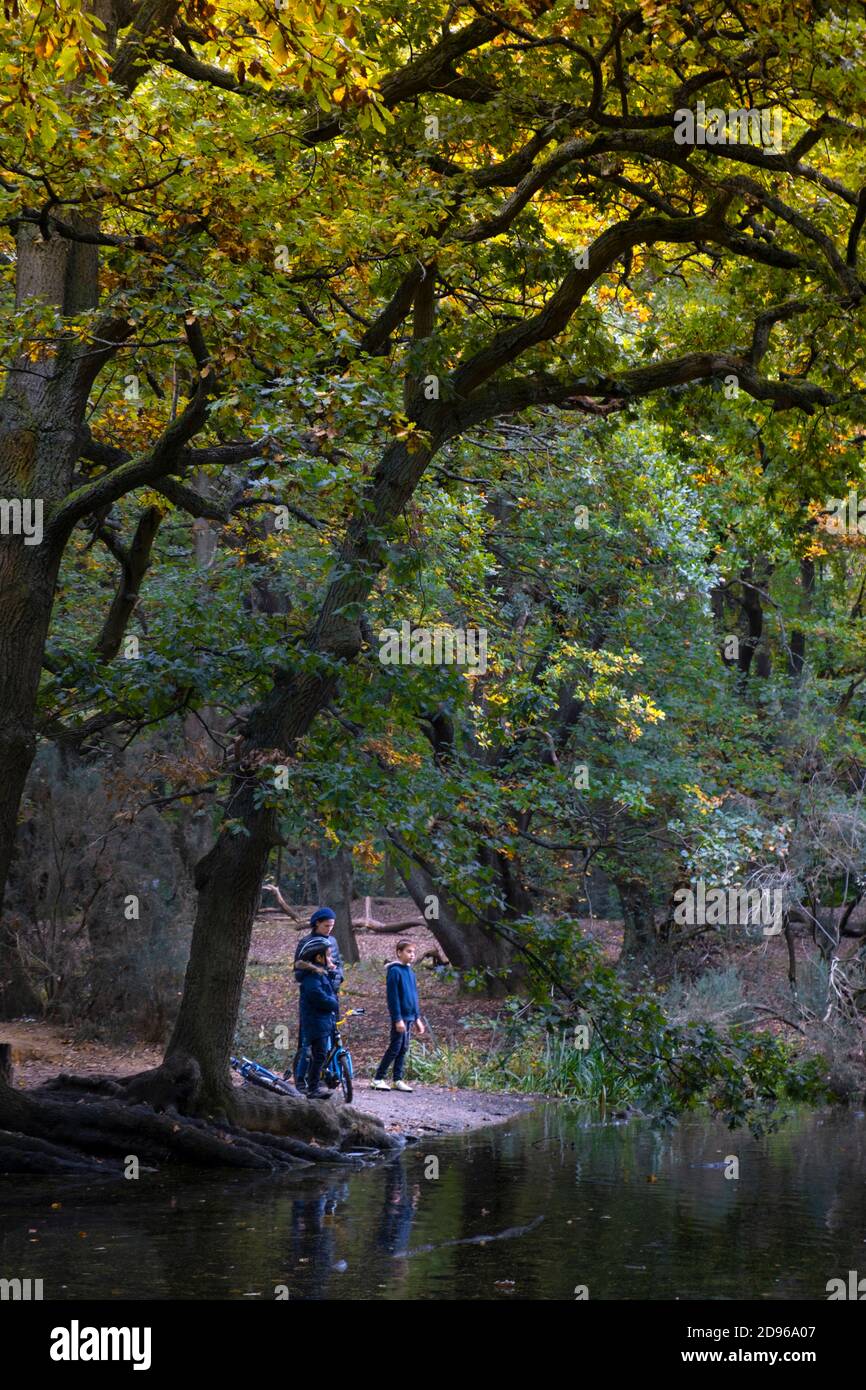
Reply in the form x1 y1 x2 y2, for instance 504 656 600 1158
371 942 426 1092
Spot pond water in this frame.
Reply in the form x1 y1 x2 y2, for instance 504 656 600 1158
1 1105 865 1300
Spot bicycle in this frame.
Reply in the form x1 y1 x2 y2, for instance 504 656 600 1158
300 1007 364 1104
230 1054 297 1098
232 1010 363 1104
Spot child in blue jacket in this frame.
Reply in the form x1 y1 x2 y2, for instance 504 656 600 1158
371 941 426 1092
297 937 339 1099
289 907 344 1091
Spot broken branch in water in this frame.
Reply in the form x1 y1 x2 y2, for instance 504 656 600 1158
395 1214 545 1258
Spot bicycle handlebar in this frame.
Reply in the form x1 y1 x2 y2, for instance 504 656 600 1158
336 1007 365 1026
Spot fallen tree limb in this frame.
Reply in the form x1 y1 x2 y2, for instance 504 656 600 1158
260 881 302 921
357 919 427 934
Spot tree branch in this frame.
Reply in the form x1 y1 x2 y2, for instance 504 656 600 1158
53 320 216 536
451 199 734 396
94 505 165 662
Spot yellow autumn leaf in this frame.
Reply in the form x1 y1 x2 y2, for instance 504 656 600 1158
35 31 58 60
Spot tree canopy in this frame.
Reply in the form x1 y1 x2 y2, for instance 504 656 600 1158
2 0 866 1130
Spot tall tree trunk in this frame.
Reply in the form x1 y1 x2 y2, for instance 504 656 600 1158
737 560 773 682
391 841 527 995
383 848 397 897
614 871 658 964
0 539 65 1015
788 557 815 686
0 113 105 951
0 0 206 1022
0 351 94 1002
314 846 360 965
0 312 86 914
0 0 179 922
143 435 442 1104
180 472 223 866
164 793 277 1112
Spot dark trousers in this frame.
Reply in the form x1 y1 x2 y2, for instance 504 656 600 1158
293 999 338 1085
375 1021 414 1081
293 1022 310 1086
306 1036 329 1093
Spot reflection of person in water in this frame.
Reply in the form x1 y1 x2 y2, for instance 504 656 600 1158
377 1161 420 1260
288 1181 349 1299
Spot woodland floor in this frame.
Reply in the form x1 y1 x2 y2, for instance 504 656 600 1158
4 897 865 1139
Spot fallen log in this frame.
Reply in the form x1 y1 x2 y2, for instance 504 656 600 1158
351 895 426 933
359 919 427 934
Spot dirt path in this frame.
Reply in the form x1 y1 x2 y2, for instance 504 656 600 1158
0 1021 163 1089
339 1082 539 1138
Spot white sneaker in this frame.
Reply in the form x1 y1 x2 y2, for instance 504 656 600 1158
393 1080 413 1092
370 1078 391 1090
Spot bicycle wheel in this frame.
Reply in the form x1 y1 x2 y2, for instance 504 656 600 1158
337 1050 353 1104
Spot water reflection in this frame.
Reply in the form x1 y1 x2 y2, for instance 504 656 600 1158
378 1162 420 1258
288 1182 351 1300
1 1107 864 1300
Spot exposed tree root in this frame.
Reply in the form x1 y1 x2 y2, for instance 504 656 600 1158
0 1128 123 1175
0 1051 400 1175
109 1054 399 1152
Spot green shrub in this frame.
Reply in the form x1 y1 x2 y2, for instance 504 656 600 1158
663 966 753 1027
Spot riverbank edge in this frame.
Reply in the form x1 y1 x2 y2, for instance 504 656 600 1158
341 1080 545 1139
